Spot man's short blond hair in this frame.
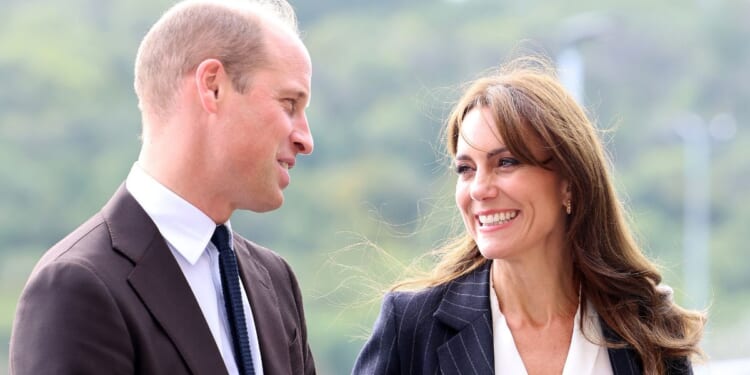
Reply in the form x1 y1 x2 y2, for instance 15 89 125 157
134 0 298 118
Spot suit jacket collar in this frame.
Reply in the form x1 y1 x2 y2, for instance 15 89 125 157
102 184 228 375
434 261 495 374
234 239 295 375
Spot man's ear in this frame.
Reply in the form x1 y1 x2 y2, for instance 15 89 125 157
195 59 225 114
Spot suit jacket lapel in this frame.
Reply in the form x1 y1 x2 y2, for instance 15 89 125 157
234 240 292 375
435 262 495 375
102 185 227 375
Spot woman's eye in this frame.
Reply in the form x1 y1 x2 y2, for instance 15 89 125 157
498 157 520 168
454 164 474 175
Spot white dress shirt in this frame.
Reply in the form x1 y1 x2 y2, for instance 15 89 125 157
126 163 264 375
489 270 613 375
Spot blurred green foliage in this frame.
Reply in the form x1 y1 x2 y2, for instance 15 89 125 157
1 0 748 373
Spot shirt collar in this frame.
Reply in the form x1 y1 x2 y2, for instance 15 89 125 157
125 163 232 264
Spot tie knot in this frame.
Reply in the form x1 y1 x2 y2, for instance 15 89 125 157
211 225 232 253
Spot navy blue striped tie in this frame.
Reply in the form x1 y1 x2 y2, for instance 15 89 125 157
211 225 255 375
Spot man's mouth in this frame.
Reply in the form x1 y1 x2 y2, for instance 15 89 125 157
278 159 294 170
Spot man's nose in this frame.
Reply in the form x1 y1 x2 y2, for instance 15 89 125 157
292 114 313 154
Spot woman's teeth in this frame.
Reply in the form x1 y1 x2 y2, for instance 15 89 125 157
478 211 518 226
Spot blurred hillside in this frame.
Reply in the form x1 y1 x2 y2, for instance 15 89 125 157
1 0 749 373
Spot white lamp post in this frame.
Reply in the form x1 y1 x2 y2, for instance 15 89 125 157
674 112 736 310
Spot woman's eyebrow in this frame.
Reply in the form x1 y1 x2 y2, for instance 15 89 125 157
485 147 509 159
455 147 509 162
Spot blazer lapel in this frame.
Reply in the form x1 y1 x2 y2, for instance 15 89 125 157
602 320 642 375
435 262 495 375
234 240 292 375
103 185 227 375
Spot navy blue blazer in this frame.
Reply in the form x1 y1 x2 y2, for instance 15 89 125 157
352 262 692 375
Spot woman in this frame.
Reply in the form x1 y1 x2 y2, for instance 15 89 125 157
352 57 705 375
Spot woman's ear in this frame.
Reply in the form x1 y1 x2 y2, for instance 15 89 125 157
561 179 572 212
195 59 225 114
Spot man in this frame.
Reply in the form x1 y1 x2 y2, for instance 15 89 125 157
9 0 316 374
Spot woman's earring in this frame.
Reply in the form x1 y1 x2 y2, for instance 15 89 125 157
566 199 572 215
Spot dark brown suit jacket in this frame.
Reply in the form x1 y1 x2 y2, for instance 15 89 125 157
9 185 316 375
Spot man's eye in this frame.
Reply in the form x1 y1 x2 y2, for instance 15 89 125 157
284 99 296 113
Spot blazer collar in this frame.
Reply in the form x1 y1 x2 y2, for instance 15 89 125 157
435 261 495 375
102 184 228 375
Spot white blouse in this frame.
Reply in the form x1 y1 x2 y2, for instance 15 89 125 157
489 274 613 375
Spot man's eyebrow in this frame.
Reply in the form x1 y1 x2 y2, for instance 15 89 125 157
278 85 309 100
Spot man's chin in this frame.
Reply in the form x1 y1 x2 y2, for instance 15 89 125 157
245 195 284 213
